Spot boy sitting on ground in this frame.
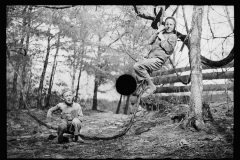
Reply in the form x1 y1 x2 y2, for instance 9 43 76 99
46 89 84 143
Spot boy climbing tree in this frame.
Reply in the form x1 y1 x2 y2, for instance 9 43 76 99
46 88 84 143
132 17 178 98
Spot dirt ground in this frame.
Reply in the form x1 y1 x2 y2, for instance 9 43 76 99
7 101 233 159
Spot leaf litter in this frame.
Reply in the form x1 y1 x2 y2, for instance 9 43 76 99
7 102 233 158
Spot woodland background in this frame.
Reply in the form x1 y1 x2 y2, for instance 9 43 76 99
7 5 233 158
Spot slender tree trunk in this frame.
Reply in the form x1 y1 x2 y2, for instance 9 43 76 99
75 54 84 102
46 31 61 107
116 94 122 114
124 95 130 115
37 27 52 109
92 77 99 110
26 67 33 105
188 6 205 130
71 42 77 93
18 7 32 109
11 6 28 94
12 63 20 93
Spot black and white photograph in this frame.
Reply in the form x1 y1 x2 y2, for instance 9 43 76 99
7 5 234 158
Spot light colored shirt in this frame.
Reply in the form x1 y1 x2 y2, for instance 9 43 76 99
47 102 83 121
148 30 177 61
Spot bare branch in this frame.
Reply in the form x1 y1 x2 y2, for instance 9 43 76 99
153 6 157 16
33 5 78 9
182 6 189 34
207 6 215 38
133 5 155 21
107 31 127 47
201 32 233 40
223 6 234 32
171 6 179 17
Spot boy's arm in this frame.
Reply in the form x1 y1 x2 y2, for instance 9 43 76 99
148 31 160 45
148 25 165 45
47 104 60 118
160 34 178 54
77 105 84 121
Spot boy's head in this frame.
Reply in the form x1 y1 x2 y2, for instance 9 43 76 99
62 89 74 104
164 17 176 33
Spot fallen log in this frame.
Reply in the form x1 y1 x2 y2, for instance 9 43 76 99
152 71 233 85
151 61 234 77
155 83 233 93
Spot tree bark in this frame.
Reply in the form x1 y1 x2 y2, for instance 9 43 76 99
151 61 233 77
92 77 99 110
75 49 84 102
11 7 29 110
37 27 52 109
18 6 32 109
46 31 61 107
152 71 233 85
155 83 233 93
71 42 77 93
188 6 205 130
116 94 122 114
124 95 130 115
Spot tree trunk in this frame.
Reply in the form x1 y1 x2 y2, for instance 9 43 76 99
71 42 77 93
37 27 52 109
18 6 32 109
46 31 61 107
155 83 233 93
187 6 205 130
116 94 122 114
12 63 20 93
151 61 234 77
92 77 99 110
152 71 233 85
124 95 130 115
75 51 84 102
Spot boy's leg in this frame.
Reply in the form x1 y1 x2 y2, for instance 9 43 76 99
57 122 68 143
133 57 164 98
71 118 84 142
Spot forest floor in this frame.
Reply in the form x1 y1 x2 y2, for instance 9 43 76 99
7 101 233 159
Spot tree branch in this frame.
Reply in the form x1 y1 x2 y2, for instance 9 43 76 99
223 6 234 32
133 5 155 21
201 47 234 68
33 5 77 9
207 6 215 38
171 6 179 17
153 5 157 16
182 6 189 34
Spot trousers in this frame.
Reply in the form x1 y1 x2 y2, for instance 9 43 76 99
133 57 165 83
57 118 82 136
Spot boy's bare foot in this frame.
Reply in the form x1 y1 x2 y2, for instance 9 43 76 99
74 135 84 143
141 85 156 98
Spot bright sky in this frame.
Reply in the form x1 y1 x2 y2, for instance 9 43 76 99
28 5 234 101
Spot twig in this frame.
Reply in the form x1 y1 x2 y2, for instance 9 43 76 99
182 6 189 34
171 6 179 17
223 6 234 32
207 6 215 38
173 118 184 130
33 5 78 9
133 5 155 21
